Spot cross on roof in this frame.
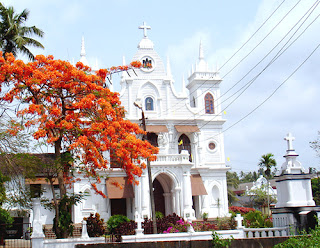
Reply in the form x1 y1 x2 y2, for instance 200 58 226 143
284 133 295 151
139 22 151 38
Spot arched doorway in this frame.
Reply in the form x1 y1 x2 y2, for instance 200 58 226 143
178 134 192 162
153 178 165 215
153 173 175 216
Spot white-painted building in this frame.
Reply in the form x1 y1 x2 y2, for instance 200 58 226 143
33 23 230 225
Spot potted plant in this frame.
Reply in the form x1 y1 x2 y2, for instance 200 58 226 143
202 212 208 221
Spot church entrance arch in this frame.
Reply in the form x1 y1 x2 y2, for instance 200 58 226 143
153 173 175 216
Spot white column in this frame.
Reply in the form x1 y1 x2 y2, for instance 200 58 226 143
141 170 149 219
134 177 144 236
201 180 210 216
175 187 181 216
163 193 171 215
81 220 89 239
31 198 45 248
182 169 195 220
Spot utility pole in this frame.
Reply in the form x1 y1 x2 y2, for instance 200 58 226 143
134 102 157 234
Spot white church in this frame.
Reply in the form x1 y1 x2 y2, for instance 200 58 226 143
30 23 230 225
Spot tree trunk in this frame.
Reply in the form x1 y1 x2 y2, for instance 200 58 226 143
53 137 69 238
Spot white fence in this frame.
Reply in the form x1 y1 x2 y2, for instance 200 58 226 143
31 200 290 248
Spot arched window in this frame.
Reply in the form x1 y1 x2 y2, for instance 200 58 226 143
211 186 220 205
83 189 92 209
205 93 214 114
178 134 192 162
145 97 154 111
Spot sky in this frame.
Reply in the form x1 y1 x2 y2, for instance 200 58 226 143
2 0 320 174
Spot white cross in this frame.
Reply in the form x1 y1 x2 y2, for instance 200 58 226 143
139 21 151 38
235 214 244 229
284 133 295 151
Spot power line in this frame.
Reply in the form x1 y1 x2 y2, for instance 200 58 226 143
155 0 290 118
176 0 320 127
219 0 287 71
201 41 320 143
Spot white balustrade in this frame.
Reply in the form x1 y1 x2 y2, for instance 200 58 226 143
141 154 192 165
244 227 288 238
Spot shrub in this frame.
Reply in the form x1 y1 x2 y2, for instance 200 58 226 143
244 210 272 228
212 231 233 248
84 213 105 237
107 215 130 234
192 221 218 232
143 213 183 234
274 225 320 247
113 220 136 241
163 219 190 233
215 217 237 230
155 211 164 219
229 206 255 215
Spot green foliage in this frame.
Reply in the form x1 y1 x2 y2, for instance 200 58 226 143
244 210 272 228
0 3 44 60
0 208 13 224
274 225 320 248
0 171 9 206
246 186 277 208
258 153 277 179
52 194 83 238
0 208 13 238
212 231 233 248
239 171 258 183
202 212 208 220
155 211 164 219
311 177 320 205
106 215 130 234
84 213 106 237
226 171 240 204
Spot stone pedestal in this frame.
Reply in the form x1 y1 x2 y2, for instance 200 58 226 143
272 133 320 234
275 174 315 208
31 198 45 248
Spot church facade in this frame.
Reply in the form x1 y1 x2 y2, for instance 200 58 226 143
32 23 230 225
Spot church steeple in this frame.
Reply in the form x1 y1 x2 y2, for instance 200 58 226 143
196 40 207 72
199 40 204 60
80 36 89 66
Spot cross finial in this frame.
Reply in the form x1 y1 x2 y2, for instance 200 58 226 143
284 133 295 151
139 22 151 38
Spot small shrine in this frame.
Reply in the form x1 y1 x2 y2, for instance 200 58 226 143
272 133 320 234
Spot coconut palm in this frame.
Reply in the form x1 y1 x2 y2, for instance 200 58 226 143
0 3 44 60
258 153 277 179
227 171 240 205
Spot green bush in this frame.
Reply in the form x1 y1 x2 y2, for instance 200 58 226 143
107 215 130 234
212 231 233 248
156 211 164 219
0 208 13 240
274 225 320 247
0 208 13 225
84 213 105 237
244 210 272 228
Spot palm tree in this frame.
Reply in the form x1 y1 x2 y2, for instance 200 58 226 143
227 171 240 205
258 153 277 179
0 3 44 60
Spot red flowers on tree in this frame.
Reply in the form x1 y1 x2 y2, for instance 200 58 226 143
0 53 158 195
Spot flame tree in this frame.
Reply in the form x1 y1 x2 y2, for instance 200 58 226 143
0 53 158 238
